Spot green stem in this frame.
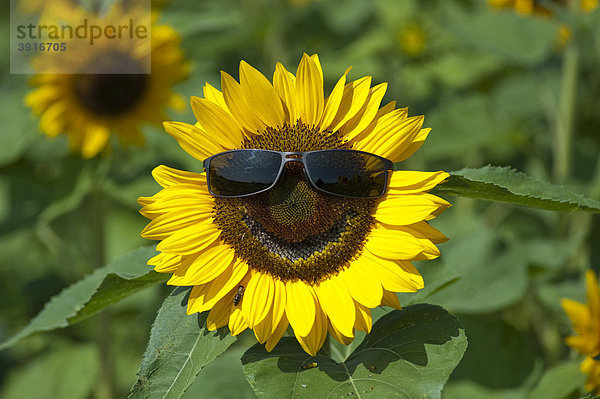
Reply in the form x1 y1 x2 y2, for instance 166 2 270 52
89 159 114 399
553 30 579 184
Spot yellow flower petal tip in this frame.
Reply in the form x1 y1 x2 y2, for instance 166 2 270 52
562 269 600 395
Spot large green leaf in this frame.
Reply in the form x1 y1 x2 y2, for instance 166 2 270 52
0 246 165 349
242 304 467 399
432 166 600 213
129 287 237 399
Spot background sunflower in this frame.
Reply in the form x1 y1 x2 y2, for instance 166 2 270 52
25 3 189 157
0 0 600 398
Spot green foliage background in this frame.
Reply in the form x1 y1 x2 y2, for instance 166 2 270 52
1 0 600 398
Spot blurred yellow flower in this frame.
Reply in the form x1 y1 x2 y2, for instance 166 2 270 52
561 270 600 395
398 23 427 57
25 4 188 158
489 0 598 15
139 54 450 355
489 0 565 16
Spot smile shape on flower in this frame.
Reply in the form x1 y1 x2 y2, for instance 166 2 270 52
139 54 451 355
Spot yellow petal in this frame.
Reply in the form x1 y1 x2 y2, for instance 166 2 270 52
364 224 429 260
239 60 286 128
561 298 589 328
191 97 245 149
253 311 273 344
178 244 236 285
151 165 207 188
586 269 600 319
355 303 372 333
140 184 213 218
375 194 451 226
387 171 449 195
39 101 68 137
242 271 275 328
395 260 425 289
340 262 383 308
328 76 372 132
156 224 220 255
315 277 355 337
163 121 224 161
273 62 298 124
356 111 422 157
81 125 110 158
399 223 443 260
340 83 388 141
203 82 229 112
206 293 234 331
149 252 181 273
265 313 289 352
296 53 324 127
350 104 405 150
229 305 248 336
381 290 402 309
221 71 265 134
359 250 422 292
141 210 212 240
393 127 430 162
186 260 249 314
270 278 287 334
285 280 316 337
327 321 354 345
295 302 327 356
320 67 350 130
406 221 448 244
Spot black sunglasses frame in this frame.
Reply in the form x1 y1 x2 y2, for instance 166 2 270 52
202 149 395 199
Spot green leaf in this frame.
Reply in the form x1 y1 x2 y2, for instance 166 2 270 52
424 227 529 314
0 246 165 349
183 346 256 399
129 287 237 399
242 304 467 399
450 315 539 389
443 381 526 399
0 344 100 399
528 359 586 399
0 85 38 167
432 166 600 213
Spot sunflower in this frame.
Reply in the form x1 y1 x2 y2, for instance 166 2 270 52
561 270 600 395
398 23 427 57
25 3 189 158
139 54 450 355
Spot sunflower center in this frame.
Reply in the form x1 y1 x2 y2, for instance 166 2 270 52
72 52 148 116
212 122 377 283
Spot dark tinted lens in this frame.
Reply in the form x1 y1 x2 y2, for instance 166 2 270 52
208 150 282 196
305 151 387 197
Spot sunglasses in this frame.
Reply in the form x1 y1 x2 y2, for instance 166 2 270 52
202 149 394 198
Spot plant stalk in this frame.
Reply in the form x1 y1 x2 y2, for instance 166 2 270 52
553 29 579 184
